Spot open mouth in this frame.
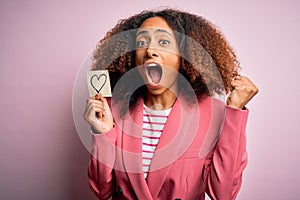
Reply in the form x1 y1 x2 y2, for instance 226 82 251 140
145 63 162 85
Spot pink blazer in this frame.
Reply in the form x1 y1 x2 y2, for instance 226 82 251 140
88 96 249 200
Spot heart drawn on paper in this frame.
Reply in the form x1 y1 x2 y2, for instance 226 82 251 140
90 74 107 93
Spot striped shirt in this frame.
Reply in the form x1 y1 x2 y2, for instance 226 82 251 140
142 104 172 179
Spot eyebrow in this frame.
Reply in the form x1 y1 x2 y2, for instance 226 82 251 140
136 29 173 37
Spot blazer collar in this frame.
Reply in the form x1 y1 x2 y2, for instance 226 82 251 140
120 97 153 199
120 95 201 199
146 95 201 198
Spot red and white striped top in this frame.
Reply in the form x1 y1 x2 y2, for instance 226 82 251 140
142 104 172 179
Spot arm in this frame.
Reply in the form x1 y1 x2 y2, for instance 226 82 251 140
205 106 249 200
88 128 117 199
84 94 116 199
206 75 258 199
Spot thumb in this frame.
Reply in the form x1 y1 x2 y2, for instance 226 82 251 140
98 94 113 119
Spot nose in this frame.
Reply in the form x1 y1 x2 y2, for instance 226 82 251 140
146 48 158 58
146 43 159 58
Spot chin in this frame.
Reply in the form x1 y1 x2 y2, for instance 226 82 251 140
146 85 164 94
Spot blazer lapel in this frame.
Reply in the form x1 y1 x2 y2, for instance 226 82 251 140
120 98 153 199
146 95 201 198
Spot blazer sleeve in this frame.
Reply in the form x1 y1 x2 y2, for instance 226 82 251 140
88 128 117 199
205 106 249 200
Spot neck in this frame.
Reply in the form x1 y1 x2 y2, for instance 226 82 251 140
144 89 177 110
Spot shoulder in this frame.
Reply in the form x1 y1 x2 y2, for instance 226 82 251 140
197 96 226 112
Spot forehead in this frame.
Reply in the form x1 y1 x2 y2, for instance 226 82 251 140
137 17 173 34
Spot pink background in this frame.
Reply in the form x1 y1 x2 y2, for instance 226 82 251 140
1 0 299 199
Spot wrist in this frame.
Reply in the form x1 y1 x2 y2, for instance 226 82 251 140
90 123 115 134
227 103 245 110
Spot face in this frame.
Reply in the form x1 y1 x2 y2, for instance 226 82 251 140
135 17 180 96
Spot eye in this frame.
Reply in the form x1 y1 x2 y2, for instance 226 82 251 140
136 40 148 48
159 39 170 46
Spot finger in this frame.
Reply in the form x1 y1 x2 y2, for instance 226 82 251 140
87 107 105 122
97 96 113 121
85 101 105 116
231 75 250 87
85 104 100 116
233 74 242 80
89 102 106 114
87 96 102 103
84 106 97 122
95 93 103 101
97 93 107 102
90 105 105 112
86 102 103 112
87 99 104 108
232 77 258 92
243 77 259 94
94 93 108 107
97 94 110 110
87 94 111 119
84 101 105 125
238 76 252 83
231 79 243 88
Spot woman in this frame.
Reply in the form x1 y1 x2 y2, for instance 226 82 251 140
84 8 258 200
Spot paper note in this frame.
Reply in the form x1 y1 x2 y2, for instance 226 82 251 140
87 70 112 97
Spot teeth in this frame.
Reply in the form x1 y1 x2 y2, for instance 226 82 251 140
146 63 159 67
145 63 162 84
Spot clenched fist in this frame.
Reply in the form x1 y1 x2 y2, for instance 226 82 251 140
227 75 259 109
83 93 114 134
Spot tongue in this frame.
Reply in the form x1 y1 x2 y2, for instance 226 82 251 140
149 68 161 83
